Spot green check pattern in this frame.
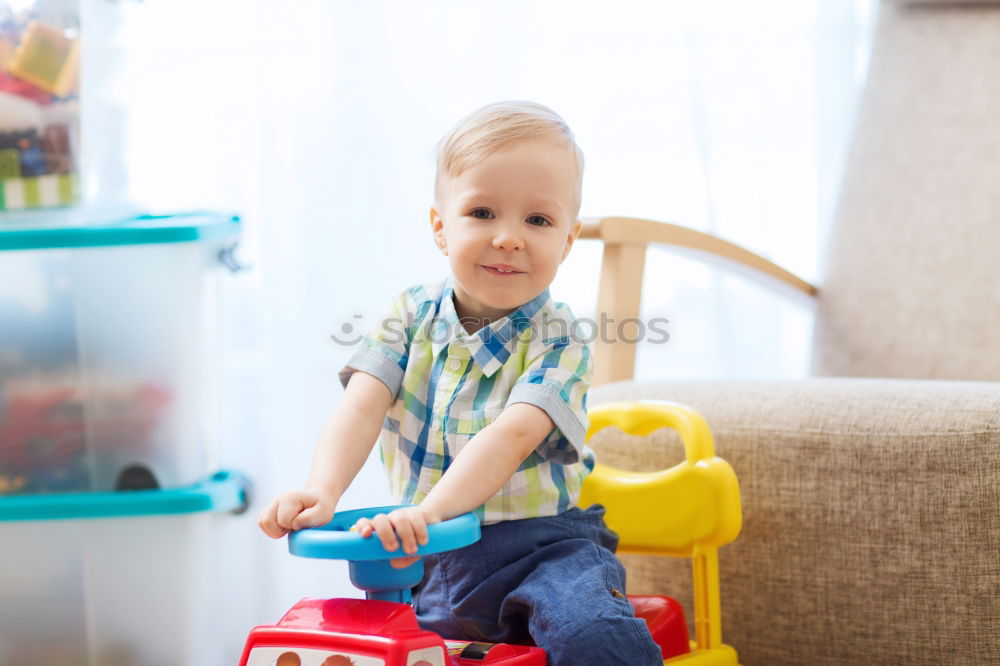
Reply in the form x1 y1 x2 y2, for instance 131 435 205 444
340 279 595 524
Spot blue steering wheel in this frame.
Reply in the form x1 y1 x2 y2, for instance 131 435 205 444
288 505 480 603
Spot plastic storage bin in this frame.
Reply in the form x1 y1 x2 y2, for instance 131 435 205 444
0 484 249 665
0 212 240 494
0 212 254 666
0 0 81 212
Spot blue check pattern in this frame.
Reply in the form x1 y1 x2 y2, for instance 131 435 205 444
340 279 595 523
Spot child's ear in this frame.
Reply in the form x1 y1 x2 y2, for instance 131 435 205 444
430 206 448 256
560 218 583 262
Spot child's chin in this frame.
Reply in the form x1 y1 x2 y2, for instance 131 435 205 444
468 299 519 320
482 291 528 309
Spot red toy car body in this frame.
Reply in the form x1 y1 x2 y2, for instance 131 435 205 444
238 594 690 665
238 598 546 666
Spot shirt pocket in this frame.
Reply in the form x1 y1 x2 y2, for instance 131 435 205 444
450 405 505 435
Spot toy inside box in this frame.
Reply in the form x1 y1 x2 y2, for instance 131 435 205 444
0 1 80 210
0 212 241 497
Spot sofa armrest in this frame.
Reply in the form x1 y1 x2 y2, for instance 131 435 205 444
589 378 1000 666
579 216 817 385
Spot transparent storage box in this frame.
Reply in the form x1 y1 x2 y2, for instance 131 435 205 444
0 212 253 666
0 212 240 494
0 502 252 665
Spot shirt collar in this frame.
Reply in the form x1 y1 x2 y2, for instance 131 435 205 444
431 279 551 378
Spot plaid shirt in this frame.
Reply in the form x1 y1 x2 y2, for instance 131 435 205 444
339 279 595 524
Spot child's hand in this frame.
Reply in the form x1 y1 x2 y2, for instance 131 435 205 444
352 506 438 569
258 488 338 538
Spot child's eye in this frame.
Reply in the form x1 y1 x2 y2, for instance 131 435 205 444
526 215 550 227
469 208 493 220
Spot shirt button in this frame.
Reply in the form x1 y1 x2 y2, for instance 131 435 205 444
449 358 462 371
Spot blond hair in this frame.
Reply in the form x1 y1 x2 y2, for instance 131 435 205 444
434 101 584 216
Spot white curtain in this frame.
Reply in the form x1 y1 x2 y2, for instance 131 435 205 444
86 0 875 659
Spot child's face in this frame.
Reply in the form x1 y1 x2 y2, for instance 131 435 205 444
430 139 581 326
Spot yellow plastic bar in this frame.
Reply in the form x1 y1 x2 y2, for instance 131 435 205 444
579 401 742 665
691 546 722 650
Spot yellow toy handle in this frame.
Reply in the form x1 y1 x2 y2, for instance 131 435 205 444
586 400 716 465
580 401 741 556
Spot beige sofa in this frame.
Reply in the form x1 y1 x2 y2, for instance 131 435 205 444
581 2 1000 664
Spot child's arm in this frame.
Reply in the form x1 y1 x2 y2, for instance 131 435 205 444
258 371 394 538
353 402 555 563
421 402 554 520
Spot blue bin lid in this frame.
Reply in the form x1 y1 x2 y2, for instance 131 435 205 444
0 470 250 522
0 212 240 251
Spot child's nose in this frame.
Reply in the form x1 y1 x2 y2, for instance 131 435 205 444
492 224 525 251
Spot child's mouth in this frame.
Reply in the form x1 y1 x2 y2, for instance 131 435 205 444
482 264 523 276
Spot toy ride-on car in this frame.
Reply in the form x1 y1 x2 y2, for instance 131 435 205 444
239 401 742 665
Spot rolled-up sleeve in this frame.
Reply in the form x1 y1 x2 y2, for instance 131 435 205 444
506 335 593 464
338 290 414 398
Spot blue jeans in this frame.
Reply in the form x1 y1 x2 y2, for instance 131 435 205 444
413 505 662 666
